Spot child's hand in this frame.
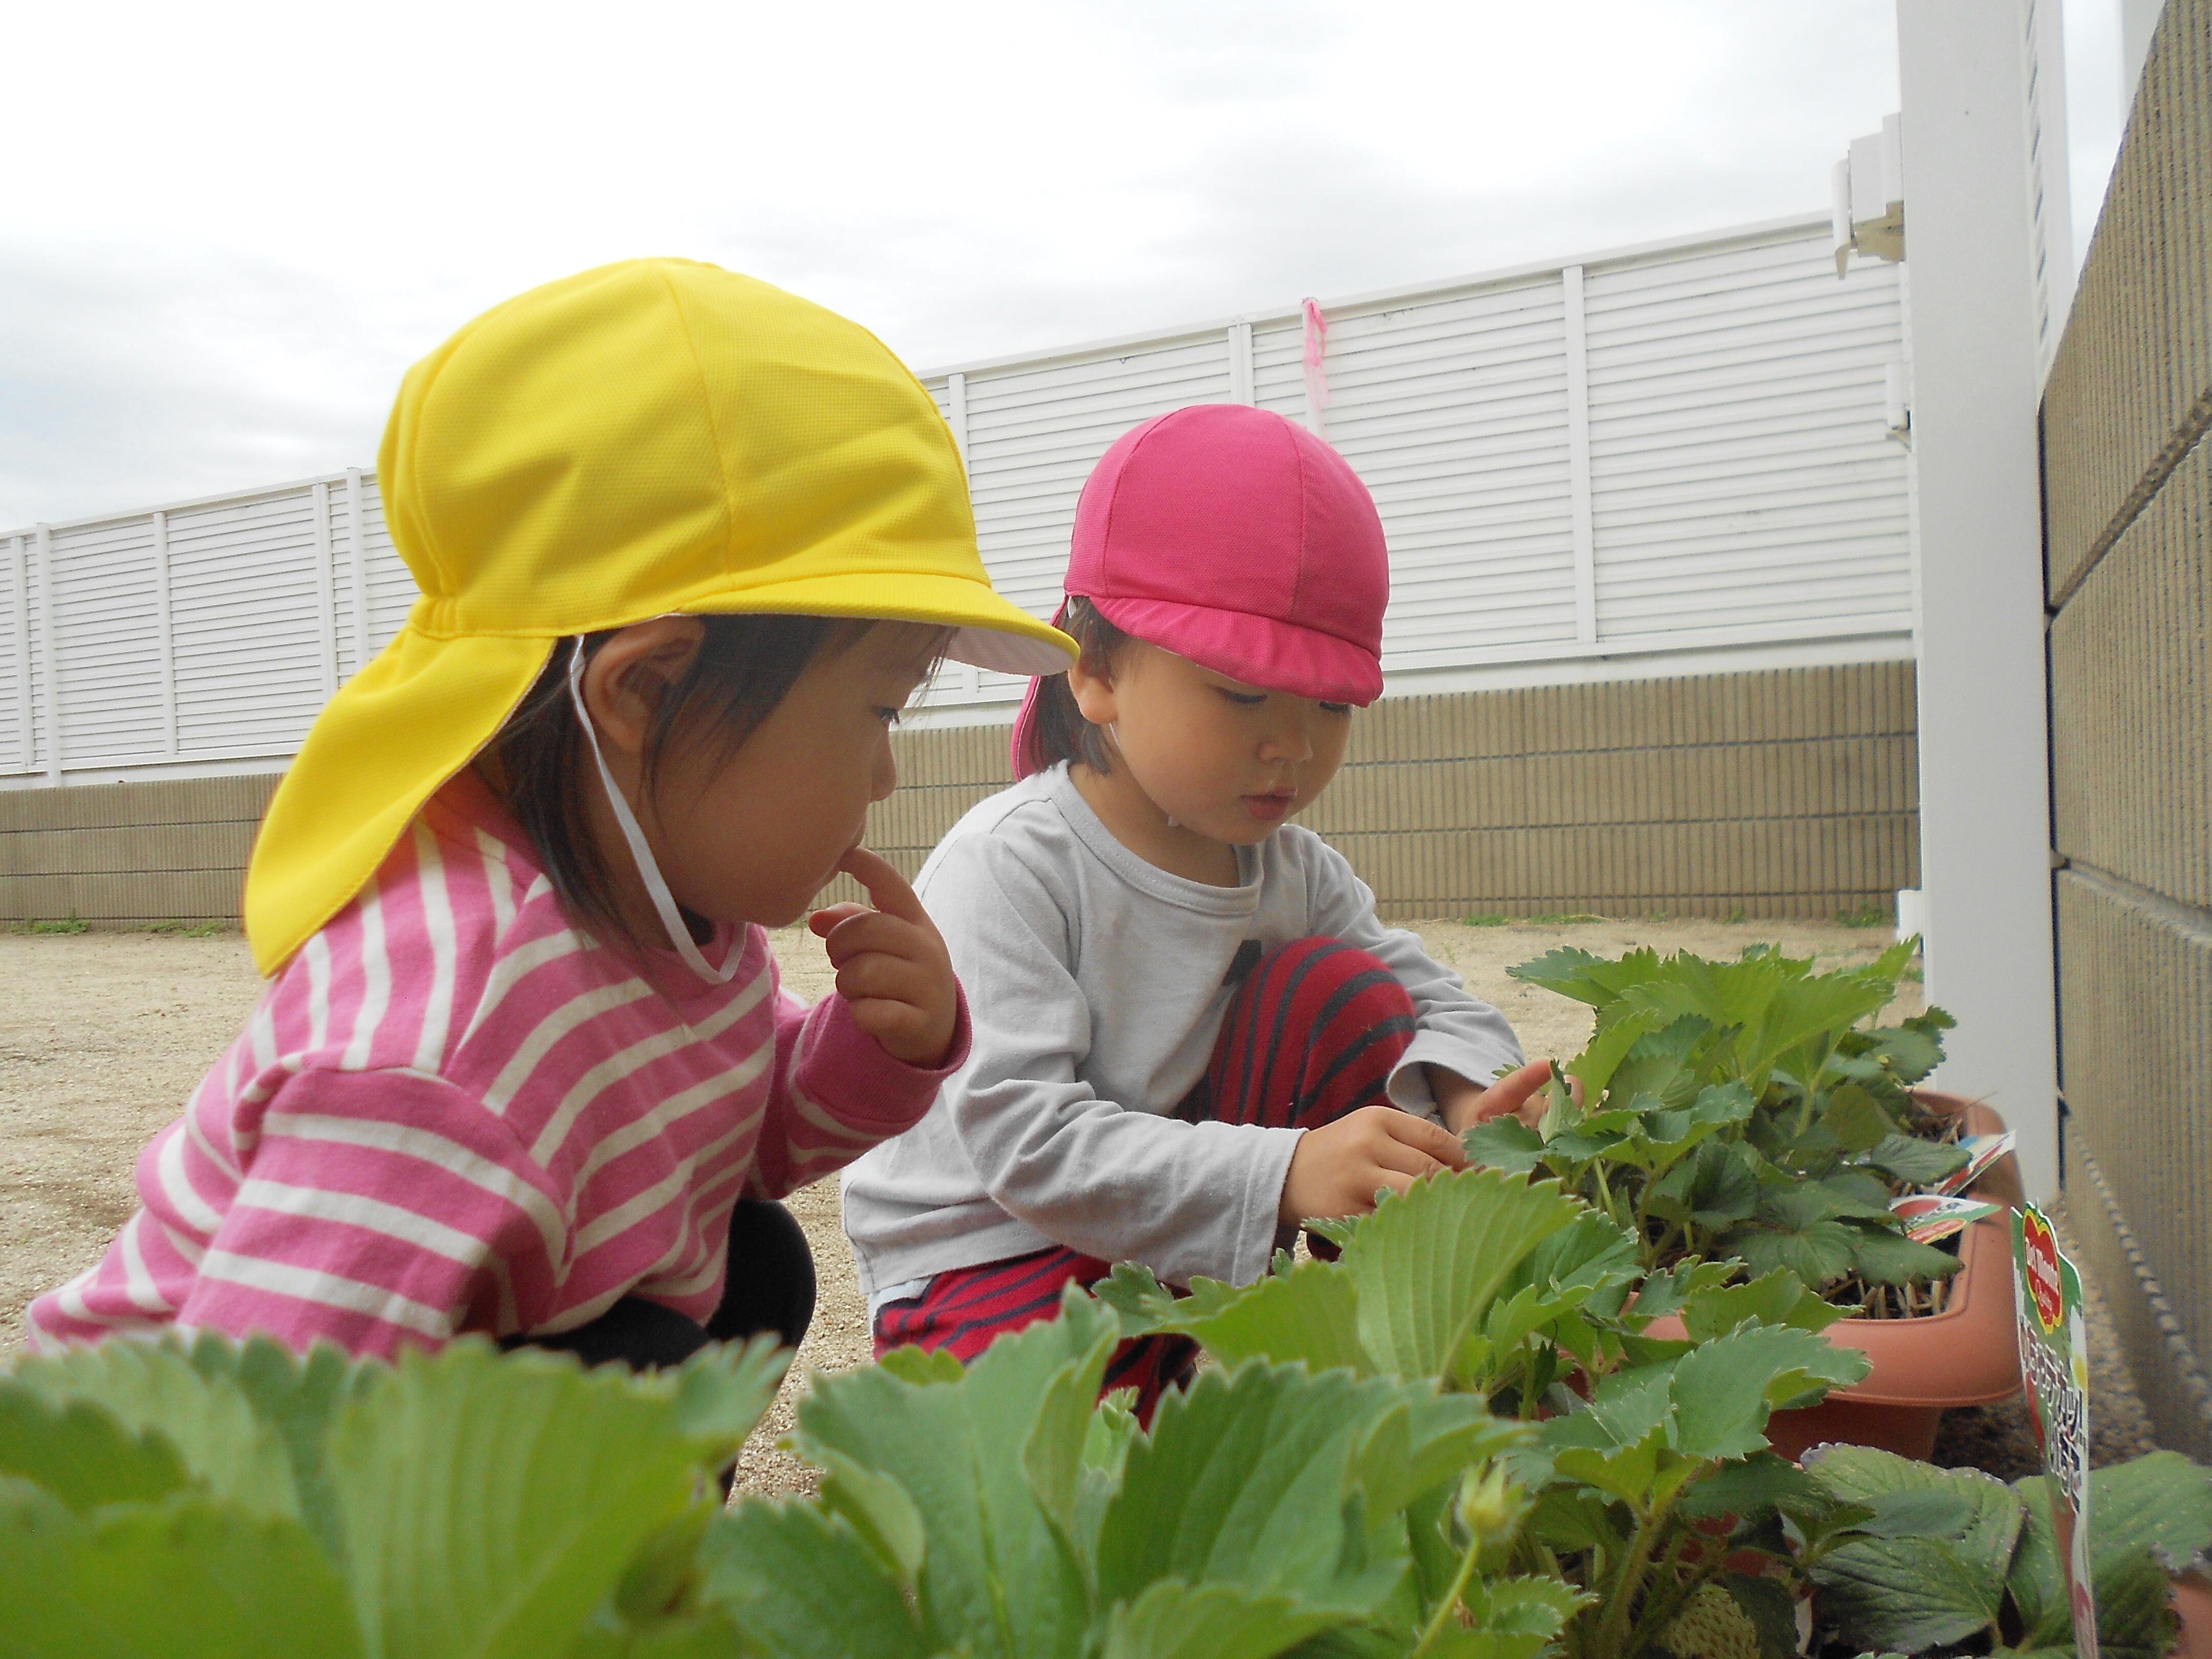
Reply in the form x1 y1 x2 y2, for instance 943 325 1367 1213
809 847 959 1069
1278 1105 1469 1225
1431 1059 1579 1135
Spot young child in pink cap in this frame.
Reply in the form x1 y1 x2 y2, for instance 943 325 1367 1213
841 404 1558 1413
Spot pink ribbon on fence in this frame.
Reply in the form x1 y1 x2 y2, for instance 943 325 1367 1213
1301 297 1329 438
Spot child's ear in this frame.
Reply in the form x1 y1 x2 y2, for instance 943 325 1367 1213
582 618 705 757
1066 651 1119 729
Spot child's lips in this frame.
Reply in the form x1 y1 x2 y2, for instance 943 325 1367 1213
1243 791 1295 821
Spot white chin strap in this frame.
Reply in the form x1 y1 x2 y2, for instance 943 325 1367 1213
567 639 740 984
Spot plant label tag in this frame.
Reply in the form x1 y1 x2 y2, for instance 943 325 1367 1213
1891 1192 2002 1243
1938 1131 2018 1196
2013 1201 2099 1657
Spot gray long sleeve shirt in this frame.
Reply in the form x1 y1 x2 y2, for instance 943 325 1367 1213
840 764 1523 1302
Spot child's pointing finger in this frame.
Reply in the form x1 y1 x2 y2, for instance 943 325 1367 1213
834 845 930 925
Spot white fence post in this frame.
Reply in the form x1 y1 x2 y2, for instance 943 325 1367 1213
8 535 30 773
346 469 371 676
1896 0 2061 1197
311 481 338 699
152 509 179 758
943 374 983 696
32 524 61 784
1562 265 1599 646
945 372 970 469
1227 321 1254 405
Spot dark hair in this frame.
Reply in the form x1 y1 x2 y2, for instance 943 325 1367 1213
1015 596 1130 777
484 612 873 955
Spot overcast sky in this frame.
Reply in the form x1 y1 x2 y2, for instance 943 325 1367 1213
1 1 2126 531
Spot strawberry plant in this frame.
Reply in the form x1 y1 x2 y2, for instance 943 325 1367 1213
1101 1166 1882 1657
4 1163 2205 1659
1800 1442 2212 1657
1461 943 1974 1304
1100 1167 2212 1658
0 1287 1542 1657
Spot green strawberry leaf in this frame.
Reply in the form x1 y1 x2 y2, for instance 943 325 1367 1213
1669 1325 1869 1459
4 1334 299 1520
1093 1261 1189 1337
1720 1219 1860 1287
1507 946 1664 1009
1464 1572 1591 1635
875 1344 966 1385
1630 1081 1757 1174
2007 1476 2073 1650
1627 1259 1738 1324
2089 1542 2183 1659
1810 1536 2009 1652
0 1389 194 1515
1649 1139 1762 1233
1679 1268 1852 1339
1093 1362 1437 1617
0 1484 361 1659
2089 1450 2212 1575
1602 1016 1713 1112
814 1443 927 1591
698 1498 929 1659
1847 1226 1968 1285
561 1606 747 1659
1822 1081 1898 1155
2013 1454 2212 1658
1848 1012 1951 1085
789 1289 1113 1659
1805 1447 2024 1651
1563 1005 1667 1099
328 1335 784 1659
1460 1117 1548 1177
183 1333 370 1560
1675 1451 1819 1521
1859 1132 1971 1188
1098 1579 1351 1659
1338 1167 1583 1384
1345 1392 1529 1527
1146 1258 1373 1377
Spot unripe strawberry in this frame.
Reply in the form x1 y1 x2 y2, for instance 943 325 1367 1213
1661 1583 1760 1659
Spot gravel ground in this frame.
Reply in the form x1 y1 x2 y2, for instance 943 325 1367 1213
0 914 2160 1494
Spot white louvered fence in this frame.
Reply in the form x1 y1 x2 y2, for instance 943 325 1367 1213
2 212 1912 786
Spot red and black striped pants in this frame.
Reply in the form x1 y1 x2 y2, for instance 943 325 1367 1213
872 936 1418 1419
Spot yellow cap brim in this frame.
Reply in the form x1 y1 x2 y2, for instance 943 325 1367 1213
656 569 1074 676
244 573 1073 976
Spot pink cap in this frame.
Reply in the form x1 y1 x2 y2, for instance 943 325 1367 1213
1011 404 1389 777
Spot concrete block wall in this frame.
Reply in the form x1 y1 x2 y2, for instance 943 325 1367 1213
1 662 1918 934
2043 0 2212 1459
828 660 1919 922
0 773 279 927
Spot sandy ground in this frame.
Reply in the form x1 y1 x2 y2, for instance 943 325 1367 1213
0 916 2158 1493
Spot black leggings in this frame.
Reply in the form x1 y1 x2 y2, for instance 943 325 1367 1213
504 1197 817 1371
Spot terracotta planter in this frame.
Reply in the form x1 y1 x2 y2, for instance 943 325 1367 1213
2172 1570 2212 1658
1651 1091 2024 1461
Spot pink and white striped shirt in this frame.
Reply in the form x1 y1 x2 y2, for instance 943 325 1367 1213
27 771 963 1359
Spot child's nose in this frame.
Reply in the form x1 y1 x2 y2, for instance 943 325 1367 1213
871 737 899 802
1259 717 1315 764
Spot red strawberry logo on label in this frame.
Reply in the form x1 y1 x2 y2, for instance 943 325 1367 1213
2022 1206 2065 1334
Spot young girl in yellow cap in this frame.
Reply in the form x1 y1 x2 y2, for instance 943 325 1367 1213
27 259 1074 1369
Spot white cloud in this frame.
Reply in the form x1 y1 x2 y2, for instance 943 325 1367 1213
1 0 1909 528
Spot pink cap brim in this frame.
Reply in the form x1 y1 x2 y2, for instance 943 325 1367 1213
1009 593 1383 779
1092 594 1383 706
